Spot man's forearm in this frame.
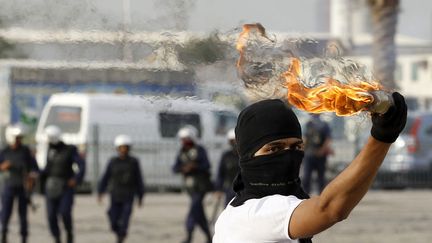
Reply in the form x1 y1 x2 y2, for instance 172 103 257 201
318 136 391 220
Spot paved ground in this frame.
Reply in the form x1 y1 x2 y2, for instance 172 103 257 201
4 190 432 243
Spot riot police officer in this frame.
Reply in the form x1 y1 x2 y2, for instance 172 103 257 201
302 114 332 194
0 124 39 243
215 129 240 207
98 135 145 243
172 126 213 243
41 125 85 243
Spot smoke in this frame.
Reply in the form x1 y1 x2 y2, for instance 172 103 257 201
235 23 378 102
0 0 114 30
148 0 197 31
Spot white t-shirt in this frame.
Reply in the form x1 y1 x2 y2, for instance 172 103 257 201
213 194 304 243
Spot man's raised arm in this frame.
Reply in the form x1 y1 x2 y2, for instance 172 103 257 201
289 92 407 239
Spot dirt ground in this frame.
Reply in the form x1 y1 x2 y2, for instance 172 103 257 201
3 190 432 243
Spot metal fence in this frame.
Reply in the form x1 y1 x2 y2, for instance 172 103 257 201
1 121 431 191
85 124 229 192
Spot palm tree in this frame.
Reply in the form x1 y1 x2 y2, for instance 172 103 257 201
368 0 400 90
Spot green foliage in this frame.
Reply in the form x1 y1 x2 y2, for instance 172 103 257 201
177 32 229 65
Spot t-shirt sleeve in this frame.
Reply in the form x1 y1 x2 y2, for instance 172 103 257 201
248 195 304 241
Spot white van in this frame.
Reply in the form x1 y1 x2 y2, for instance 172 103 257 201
35 93 239 191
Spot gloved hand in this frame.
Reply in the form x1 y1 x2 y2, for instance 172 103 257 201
371 92 407 143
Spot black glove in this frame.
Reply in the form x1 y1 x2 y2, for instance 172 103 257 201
371 92 407 143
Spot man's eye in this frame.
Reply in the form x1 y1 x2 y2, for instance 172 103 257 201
290 144 304 151
266 146 283 153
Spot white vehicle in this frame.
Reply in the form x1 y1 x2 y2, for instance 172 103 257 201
35 93 239 191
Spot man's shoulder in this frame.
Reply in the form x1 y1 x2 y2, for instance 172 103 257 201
129 156 140 164
196 144 208 152
108 156 119 163
20 145 33 154
232 195 303 213
222 150 235 158
65 144 78 152
251 194 303 205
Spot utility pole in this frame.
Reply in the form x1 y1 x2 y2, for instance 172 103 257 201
122 0 133 62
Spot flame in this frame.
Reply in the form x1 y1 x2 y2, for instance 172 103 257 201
284 58 382 116
236 23 272 68
236 23 385 116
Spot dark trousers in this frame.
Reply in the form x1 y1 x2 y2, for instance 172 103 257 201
0 186 28 237
302 156 327 194
108 197 133 237
186 192 211 238
46 188 75 237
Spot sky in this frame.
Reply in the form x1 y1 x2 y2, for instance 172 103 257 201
0 0 430 40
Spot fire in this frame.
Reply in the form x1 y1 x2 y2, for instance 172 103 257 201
236 23 272 68
284 58 382 116
236 23 385 116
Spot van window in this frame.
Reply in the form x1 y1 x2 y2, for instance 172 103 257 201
159 112 201 138
214 111 237 135
45 106 82 133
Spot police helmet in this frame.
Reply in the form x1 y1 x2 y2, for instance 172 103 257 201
114 134 132 147
226 128 235 141
44 125 62 144
177 125 198 141
5 124 26 145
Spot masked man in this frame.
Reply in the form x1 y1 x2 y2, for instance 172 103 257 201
172 126 213 243
41 125 85 243
98 134 145 243
214 94 407 243
0 124 39 243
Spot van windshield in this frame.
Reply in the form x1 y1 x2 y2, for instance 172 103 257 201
159 112 201 138
44 106 82 133
214 111 237 135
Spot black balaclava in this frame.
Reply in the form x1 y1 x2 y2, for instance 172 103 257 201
230 99 312 242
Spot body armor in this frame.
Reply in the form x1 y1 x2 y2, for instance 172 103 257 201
1 146 32 187
108 157 137 202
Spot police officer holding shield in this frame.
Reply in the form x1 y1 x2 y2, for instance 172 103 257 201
98 135 145 243
0 124 39 243
42 125 85 243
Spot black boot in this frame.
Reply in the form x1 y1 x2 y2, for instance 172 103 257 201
66 233 73 243
1 232 6 243
54 236 61 243
206 235 212 243
116 235 125 243
181 232 192 243
21 236 27 243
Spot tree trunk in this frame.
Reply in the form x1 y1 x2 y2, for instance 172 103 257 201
368 0 399 90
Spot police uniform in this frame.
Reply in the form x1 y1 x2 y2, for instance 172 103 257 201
0 144 39 243
98 155 145 241
173 144 213 243
302 115 331 194
43 141 85 243
215 148 239 206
